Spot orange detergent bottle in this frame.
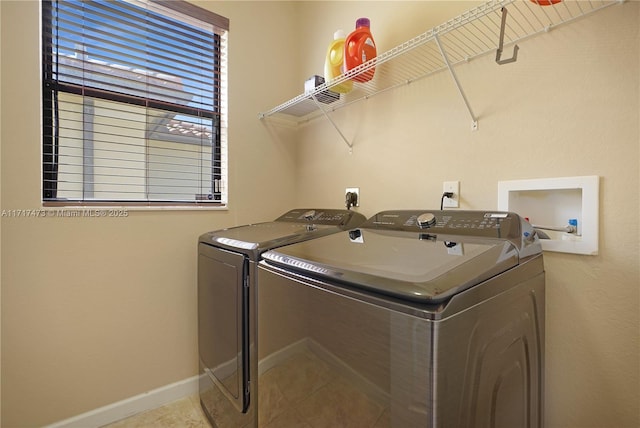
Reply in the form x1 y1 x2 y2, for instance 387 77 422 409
345 18 377 83
324 30 353 93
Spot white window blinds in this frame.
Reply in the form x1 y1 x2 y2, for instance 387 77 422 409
42 0 228 205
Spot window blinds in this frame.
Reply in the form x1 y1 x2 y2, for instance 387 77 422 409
42 0 228 205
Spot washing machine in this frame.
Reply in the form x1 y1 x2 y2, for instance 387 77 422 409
197 208 366 428
257 210 545 428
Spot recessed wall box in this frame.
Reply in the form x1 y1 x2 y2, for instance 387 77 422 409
498 176 599 255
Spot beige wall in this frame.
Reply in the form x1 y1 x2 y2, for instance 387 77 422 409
0 0 3 424
1 1 639 428
289 2 639 428
0 1 299 426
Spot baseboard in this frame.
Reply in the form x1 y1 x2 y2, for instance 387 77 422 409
45 375 199 428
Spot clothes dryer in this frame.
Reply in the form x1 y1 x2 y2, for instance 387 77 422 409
197 208 365 428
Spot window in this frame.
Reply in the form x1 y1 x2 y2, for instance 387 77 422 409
42 0 228 206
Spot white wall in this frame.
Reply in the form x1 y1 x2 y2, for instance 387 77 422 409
283 2 639 428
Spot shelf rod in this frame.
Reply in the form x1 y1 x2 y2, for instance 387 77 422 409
434 34 478 131
310 93 353 151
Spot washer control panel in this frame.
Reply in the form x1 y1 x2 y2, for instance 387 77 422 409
416 213 437 228
365 210 520 239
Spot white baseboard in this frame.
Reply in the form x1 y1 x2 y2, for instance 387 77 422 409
45 375 199 428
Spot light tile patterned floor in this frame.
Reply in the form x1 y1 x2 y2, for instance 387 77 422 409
101 394 210 428
258 349 389 428
103 348 388 428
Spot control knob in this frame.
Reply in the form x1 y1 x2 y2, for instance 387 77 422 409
302 210 316 221
417 213 436 228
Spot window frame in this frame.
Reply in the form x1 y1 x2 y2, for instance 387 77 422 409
41 0 229 208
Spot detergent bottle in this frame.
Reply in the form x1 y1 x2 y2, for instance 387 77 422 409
345 18 377 83
324 30 353 94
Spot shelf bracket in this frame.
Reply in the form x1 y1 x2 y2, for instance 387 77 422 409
310 93 353 151
434 34 478 131
496 7 519 65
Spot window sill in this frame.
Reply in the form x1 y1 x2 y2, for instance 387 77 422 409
42 202 228 212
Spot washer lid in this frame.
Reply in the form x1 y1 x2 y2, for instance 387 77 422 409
261 229 520 304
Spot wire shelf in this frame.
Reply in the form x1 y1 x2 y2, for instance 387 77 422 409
259 0 621 126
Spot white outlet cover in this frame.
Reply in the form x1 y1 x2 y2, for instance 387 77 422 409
345 187 360 207
442 181 459 208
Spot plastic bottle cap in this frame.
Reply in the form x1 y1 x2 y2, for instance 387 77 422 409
356 17 370 28
334 29 346 39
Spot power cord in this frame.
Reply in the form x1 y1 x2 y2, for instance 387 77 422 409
345 192 358 210
440 192 453 210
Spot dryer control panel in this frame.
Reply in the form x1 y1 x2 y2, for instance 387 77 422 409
276 208 364 229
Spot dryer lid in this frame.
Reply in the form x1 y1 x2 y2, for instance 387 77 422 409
198 209 366 256
200 222 337 254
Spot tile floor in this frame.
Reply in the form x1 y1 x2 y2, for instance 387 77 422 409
103 348 389 428
258 349 389 428
102 394 210 428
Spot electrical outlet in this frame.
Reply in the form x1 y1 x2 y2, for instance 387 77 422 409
345 187 360 208
442 181 459 208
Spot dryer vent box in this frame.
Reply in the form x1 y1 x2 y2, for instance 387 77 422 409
498 176 599 255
